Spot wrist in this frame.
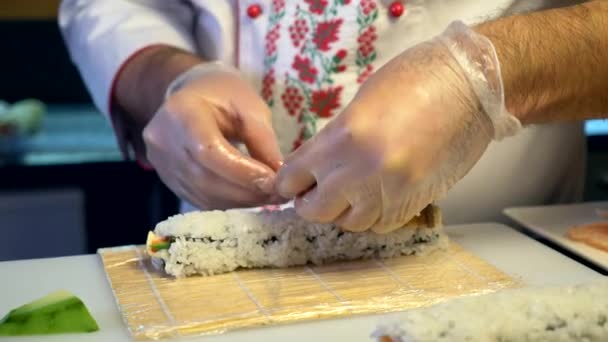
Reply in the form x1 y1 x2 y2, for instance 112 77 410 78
114 45 202 127
438 21 521 140
473 1 608 124
472 20 535 124
164 61 240 100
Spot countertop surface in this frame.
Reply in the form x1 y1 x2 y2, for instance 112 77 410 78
0 223 603 342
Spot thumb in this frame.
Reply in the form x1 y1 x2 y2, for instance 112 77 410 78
233 96 284 172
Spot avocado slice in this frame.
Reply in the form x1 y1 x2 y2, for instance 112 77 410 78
0 290 99 335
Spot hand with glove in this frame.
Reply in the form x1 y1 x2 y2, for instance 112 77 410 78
141 62 285 210
276 21 521 233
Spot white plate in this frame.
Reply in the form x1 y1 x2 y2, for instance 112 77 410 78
504 201 608 272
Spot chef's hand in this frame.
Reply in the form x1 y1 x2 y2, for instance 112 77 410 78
143 63 285 210
276 21 521 233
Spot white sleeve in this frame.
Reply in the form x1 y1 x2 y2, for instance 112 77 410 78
59 0 197 116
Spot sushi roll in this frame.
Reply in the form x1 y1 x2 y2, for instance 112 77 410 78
373 280 608 342
146 204 445 277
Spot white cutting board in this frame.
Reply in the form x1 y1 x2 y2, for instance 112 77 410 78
0 223 603 342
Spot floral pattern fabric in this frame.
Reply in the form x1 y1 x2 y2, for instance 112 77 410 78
263 0 380 153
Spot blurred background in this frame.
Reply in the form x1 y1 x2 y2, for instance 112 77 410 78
0 1 607 262
0 1 178 261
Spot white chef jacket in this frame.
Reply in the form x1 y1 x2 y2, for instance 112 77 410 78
59 0 586 224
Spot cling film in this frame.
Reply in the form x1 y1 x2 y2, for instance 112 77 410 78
98 242 519 340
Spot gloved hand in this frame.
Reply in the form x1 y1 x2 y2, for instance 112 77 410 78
143 62 286 210
276 21 521 233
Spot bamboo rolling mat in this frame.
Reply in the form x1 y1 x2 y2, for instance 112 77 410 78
98 243 519 340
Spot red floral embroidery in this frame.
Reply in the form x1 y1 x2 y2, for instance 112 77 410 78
357 26 377 57
356 0 378 84
332 49 347 73
261 69 275 102
277 1 353 151
281 84 304 117
313 19 343 51
265 26 280 55
361 0 377 15
304 0 328 15
356 64 374 84
273 0 286 10
292 55 318 84
310 86 343 118
288 19 309 48
261 1 286 106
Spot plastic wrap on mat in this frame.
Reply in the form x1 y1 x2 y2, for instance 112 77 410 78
98 243 520 340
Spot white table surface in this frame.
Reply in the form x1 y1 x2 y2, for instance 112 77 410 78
1 223 604 342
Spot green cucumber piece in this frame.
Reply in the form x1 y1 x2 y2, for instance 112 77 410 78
0 290 99 335
150 241 171 251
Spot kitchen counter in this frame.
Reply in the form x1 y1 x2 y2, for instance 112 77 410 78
0 223 603 342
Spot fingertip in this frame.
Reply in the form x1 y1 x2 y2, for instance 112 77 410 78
340 226 368 233
252 176 276 195
370 220 405 234
269 158 284 172
245 142 284 174
294 194 327 222
337 221 370 233
294 187 349 223
276 163 315 198
335 206 380 233
276 181 297 199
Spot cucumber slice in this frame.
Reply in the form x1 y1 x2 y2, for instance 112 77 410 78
0 290 99 335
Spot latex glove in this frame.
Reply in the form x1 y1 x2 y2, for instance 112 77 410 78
143 62 285 210
276 21 521 233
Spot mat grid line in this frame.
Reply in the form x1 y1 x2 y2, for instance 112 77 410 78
134 248 180 336
451 252 489 282
306 266 347 303
232 272 271 319
374 258 414 289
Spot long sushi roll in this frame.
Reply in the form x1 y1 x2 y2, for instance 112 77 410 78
373 280 608 342
146 204 445 277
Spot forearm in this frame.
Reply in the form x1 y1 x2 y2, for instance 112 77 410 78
474 0 608 125
114 45 202 129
